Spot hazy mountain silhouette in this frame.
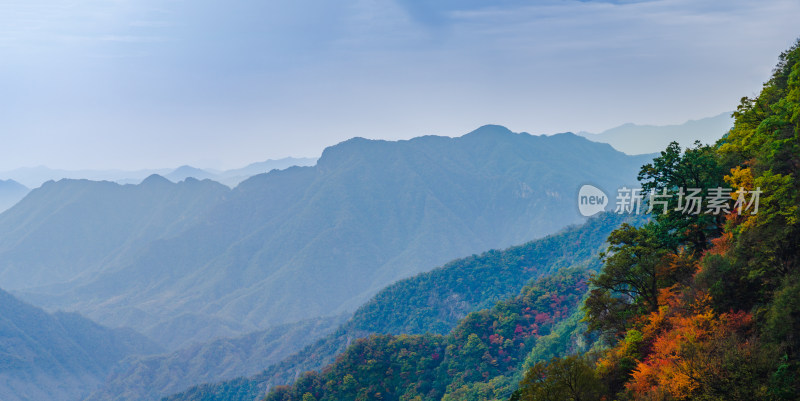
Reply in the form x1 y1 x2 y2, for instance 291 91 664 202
0 179 28 213
212 157 317 186
0 157 317 189
0 176 230 291
165 166 217 182
578 112 733 154
4 126 652 350
0 166 170 188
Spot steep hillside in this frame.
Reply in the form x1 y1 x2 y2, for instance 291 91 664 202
173 269 594 401
162 212 639 401
0 288 160 401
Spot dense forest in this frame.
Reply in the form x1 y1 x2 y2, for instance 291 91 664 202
264 269 593 401
184 39 800 401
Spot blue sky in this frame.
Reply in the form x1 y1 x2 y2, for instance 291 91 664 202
1 0 798 170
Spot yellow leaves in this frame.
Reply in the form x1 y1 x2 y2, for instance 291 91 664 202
725 166 754 193
663 365 697 400
723 166 760 229
634 286 682 343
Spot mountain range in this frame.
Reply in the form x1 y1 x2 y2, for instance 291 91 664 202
3 126 652 352
0 157 317 189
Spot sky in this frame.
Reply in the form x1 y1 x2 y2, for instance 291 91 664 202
1 0 798 171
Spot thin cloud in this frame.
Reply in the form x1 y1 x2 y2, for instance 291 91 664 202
129 20 173 28
97 35 166 43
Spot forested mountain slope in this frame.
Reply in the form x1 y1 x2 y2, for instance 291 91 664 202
163 212 640 401
178 269 594 401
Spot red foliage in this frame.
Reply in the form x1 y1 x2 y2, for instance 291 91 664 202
534 312 550 324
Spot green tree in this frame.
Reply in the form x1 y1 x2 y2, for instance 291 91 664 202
516 356 603 401
584 223 670 339
638 140 726 255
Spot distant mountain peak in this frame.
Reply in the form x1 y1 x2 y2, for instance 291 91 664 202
345 136 381 148
0 179 27 191
140 174 172 186
171 165 204 174
550 131 598 142
164 166 215 183
464 124 515 138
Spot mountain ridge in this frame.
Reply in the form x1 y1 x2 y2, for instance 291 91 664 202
0 157 318 189
5 125 652 350
577 112 733 154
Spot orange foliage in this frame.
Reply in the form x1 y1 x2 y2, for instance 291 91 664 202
704 231 732 257
626 290 753 400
